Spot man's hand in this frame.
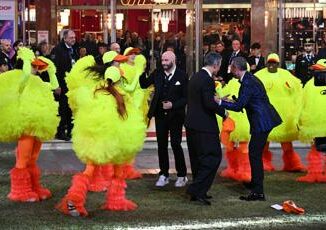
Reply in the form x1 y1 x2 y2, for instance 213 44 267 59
214 95 221 104
221 94 234 102
162 101 172 110
54 87 62 95
215 94 233 104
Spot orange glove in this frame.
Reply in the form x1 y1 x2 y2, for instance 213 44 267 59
283 200 305 215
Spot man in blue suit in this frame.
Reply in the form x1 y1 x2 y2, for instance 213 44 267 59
215 57 282 201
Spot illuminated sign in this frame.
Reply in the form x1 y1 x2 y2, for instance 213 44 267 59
120 0 185 6
0 0 15 43
0 6 12 11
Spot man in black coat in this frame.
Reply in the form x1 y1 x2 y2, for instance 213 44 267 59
185 52 228 205
51 29 79 140
139 51 188 188
215 57 282 201
222 39 247 84
247 42 265 74
295 39 316 86
0 39 12 70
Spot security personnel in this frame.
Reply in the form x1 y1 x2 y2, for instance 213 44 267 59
295 38 316 86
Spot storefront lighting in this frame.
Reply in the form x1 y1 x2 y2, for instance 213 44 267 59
25 8 36 21
161 17 169 32
186 10 192 27
153 0 169 3
60 9 70 26
115 13 124 30
284 7 321 19
106 13 124 30
154 18 159 32
152 9 172 32
264 11 268 28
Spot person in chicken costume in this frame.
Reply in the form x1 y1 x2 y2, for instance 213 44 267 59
64 51 143 194
255 53 305 172
296 59 326 183
216 72 251 182
56 61 146 216
0 47 59 202
119 47 151 179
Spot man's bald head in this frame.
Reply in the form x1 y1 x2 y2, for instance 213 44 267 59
161 51 176 72
0 39 11 53
110 42 121 54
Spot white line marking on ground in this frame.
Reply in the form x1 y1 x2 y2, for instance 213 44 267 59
112 214 326 230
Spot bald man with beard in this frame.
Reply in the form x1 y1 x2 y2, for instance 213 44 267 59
139 51 188 188
110 42 121 54
0 39 12 70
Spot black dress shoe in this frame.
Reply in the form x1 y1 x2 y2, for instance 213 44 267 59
204 194 213 199
55 133 67 141
65 133 72 141
239 192 266 201
190 196 211 205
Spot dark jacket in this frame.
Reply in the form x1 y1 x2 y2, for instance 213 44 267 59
247 55 265 74
51 41 79 92
0 51 12 70
295 53 316 86
222 50 247 83
221 72 282 134
317 48 326 61
139 67 188 120
185 69 226 133
217 49 229 80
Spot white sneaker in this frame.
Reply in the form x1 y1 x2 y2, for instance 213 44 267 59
155 175 169 187
67 201 80 217
175 176 188 187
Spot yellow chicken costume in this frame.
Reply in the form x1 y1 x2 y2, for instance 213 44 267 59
0 47 59 202
255 53 305 172
296 59 326 182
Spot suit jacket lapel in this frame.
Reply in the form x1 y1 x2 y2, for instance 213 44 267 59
258 57 264 67
169 70 178 87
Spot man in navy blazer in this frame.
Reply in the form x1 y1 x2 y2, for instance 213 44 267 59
215 57 282 201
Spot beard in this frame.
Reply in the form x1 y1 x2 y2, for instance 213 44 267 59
162 61 174 71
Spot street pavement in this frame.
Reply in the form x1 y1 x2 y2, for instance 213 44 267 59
0 140 311 176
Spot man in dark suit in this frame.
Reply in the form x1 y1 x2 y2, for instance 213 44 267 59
185 52 228 206
222 39 247 84
295 39 316 86
0 56 9 73
317 47 326 61
215 57 282 201
247 42 265 74
51 29 79 141
0 39 12 70
139 51 188 188
215 41 229 84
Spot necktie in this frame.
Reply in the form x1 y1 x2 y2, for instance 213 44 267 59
307 54 311 62
69 48 76 65
165 73 172 82
231 52 236 58
229 52 236 65
69 48 73 56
